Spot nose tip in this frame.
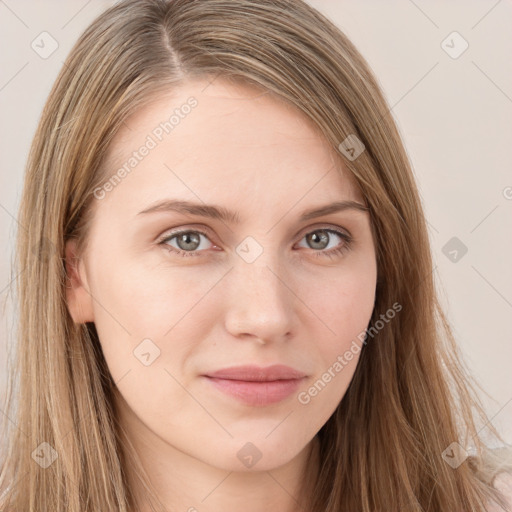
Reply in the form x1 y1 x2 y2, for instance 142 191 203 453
223 262 294 345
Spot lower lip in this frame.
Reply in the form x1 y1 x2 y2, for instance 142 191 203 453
204 376 304 406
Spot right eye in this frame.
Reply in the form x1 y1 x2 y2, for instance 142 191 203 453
157 229 216 258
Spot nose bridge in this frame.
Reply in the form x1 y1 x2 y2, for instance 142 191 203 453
224 244 294 341
236 254 282 299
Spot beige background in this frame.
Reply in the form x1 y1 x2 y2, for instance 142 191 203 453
1 0 511 445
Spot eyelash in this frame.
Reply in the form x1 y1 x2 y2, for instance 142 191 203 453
157 227 353 260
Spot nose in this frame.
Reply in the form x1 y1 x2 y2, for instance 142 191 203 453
223 257 295 344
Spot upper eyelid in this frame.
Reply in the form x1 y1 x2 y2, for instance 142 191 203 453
157 225 214 243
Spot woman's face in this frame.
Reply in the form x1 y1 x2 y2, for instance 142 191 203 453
66 77 377 472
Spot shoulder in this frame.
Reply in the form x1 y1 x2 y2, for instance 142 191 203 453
488 472 512 512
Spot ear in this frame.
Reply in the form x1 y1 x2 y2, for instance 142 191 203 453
64 239 94 324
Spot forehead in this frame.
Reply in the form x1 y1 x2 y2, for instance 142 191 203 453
99 77 364 212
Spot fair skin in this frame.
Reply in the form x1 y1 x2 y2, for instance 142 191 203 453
65 77 377 512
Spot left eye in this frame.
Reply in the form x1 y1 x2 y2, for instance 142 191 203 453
158 227 352 258
296 229 349 252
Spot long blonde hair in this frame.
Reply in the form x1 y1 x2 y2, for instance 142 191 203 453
1 0 511 510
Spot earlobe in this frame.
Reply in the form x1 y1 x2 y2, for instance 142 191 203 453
64 239 95 324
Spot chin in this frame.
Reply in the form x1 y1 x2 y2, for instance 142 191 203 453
200 436 311 473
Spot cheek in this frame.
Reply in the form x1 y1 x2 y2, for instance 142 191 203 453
298 262 376 395
86 259 209 426
87 251 223 379
293 287 374 435
90 244 201 331
306 262 376 341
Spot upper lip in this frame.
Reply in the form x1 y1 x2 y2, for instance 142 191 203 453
204 364 306 381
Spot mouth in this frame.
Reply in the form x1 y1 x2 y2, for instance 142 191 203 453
202 364 307 406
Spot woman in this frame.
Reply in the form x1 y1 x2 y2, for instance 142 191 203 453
0 0 511 510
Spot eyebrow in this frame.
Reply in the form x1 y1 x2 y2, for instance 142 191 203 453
137 199 369 224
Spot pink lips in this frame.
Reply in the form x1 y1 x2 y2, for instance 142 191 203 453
203 364 306 406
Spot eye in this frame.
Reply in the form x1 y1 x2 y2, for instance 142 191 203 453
296 228 353 259
157 229 215 258
157 226 353 259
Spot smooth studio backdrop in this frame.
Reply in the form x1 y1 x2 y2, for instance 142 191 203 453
1 0 511 445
